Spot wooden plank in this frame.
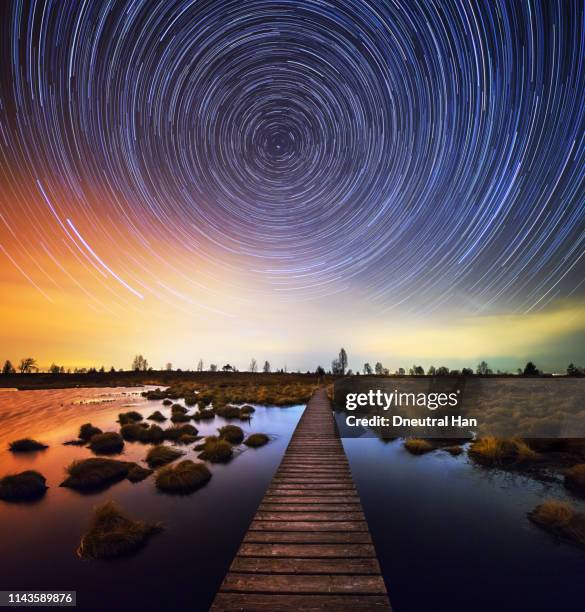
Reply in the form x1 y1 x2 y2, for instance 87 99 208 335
211 388 391 611
230 557 381 575
237 543 377 558
211 593 391 611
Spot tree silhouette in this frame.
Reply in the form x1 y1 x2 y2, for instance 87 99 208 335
19 357 37 374
209 364 218 372
2 360 15 374
222 364 233 372
338 348 348 375
249 358 258 373
263 360 271 373
476 360 492 375
523 361 540 376
363 363 373 375
374 362 384 375
197 359 204 372
132 355 148 371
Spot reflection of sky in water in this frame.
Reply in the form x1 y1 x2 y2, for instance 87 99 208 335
344 438 585 612
0 387 304 612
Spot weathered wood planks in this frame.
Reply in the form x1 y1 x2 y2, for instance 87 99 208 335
210 388 391 611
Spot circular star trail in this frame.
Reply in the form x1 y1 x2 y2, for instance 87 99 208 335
0 0 583 313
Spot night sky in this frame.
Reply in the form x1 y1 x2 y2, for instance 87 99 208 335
0 0 583 371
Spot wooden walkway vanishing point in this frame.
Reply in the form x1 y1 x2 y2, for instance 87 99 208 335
211 388 392 611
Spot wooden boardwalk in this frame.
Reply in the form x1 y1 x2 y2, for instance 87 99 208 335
211 388 392 611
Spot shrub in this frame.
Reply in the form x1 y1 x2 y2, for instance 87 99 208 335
155 460 212 494
8 438 48 452
146 445 184 468
147 411 166 422
564 464 585 497
0 471 47 501
528 500 585 547
89 432 124 455
469 437 539 466
78 501 162 559
61 458 131 490
197 436 233 463
244 433 269 448
79 423 102 442
404 439 434 455
218 425 244 444
118 411 144 425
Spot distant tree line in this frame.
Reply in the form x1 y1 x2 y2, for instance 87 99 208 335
1 350 584 378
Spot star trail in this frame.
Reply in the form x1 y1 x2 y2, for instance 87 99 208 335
0 0 584 368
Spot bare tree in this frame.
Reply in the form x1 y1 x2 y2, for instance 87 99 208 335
197 359 204 372
263 360 271 373
363 362 373 375
249 358 258 373
19 357 37 374
132 355 149 371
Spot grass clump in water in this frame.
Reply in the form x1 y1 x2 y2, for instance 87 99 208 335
163 424 198 442
117 411 143 425
146 445 184 468
171 403 187 414
469 437 540 467
240 404 256 415
0 471 47 501
404 439 434 455
215 405 244 419
79 423 102 442
8 438 48 452
61 458 131 490
162 399 173 406
528 500 585 547
564 464 585 497
78 501 162 559
218 425 244 444
127 464 153 483
192 409 215 421
244 433 269 448
197 436 233 463
147 410 166 422
442 445 464 456
155 460 212 494
121 423 164 444
170 412 191 423
88 432 124 455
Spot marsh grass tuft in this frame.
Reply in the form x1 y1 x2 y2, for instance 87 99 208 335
147 410 167 422
0 470 47 501
146 445 184 468
117 411 144 425
528 500 585 547
218 425 244 444
155 460 211 494
127 464 153 483
404 439 434 455
469 437 540 467
78 501 162 559
88 432 124 455
121 423 164 444
163 424 198 442
61 458 131 490
197 436 233 463
79 423 102 442
564 464 585 497
243 433 269 448
8 438 48 452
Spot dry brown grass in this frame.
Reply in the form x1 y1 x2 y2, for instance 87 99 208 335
197 436 233 463
404 439 434 455
8 438 48 452
88 432 124 455
0 470 47 501
61 458 131 490
244 433 269 448
155 460 211 493
78 423 102 442
78 501 162 559
146 445 184 468
564 464 585 497
218 425 244 444
528 500 585 547
469 437 540 467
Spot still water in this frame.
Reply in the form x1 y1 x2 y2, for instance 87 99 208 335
1 388 584 612
0 387 304 612
343 437 585 612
